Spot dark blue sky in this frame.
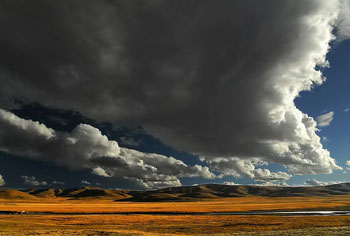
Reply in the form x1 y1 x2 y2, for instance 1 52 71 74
294 39 350 184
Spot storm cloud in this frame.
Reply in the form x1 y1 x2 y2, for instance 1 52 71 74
21 176 48 186
0 0 349 186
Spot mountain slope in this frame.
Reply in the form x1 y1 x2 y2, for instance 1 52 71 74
1 183 349 201
57 187 131 200
125 183 350 201
0 189 38 200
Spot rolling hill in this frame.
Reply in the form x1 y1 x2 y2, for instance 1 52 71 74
0 189 38 200
0 183 349 201
124 183 350 201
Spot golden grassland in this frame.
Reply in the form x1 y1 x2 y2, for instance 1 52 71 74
1 195 350 213
0 196 350 235
0 214 350 235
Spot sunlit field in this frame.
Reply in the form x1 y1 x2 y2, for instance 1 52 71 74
1 196 350 213
1 214 350 235
1 196 350 235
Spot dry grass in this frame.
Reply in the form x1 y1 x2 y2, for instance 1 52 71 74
0 196 350 235
1 195 350 213
0 214 350 235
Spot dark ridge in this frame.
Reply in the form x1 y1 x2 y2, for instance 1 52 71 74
123 183 350 201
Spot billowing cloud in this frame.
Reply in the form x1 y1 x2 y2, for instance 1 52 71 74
317 111 334 127
0 0 348 185
51 180 64 185
335 0 350 41
21 176 48 186
253 169 291 182
81 180 91 185
304 178 344 186
207 157 291 183
0 174 5 186
0 109 216 188
252 181 289 187
91 167 110 177
346 160 350 170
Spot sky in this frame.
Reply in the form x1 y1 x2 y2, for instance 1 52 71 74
0 0 350 189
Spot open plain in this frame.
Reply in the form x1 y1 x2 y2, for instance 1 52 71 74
1 184 350 235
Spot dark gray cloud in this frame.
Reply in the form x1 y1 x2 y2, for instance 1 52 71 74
51 180 64 185
119 136 141 147
81 180 91 185
21 175 48 186
0 0 349 184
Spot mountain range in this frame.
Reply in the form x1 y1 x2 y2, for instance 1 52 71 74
1 183 349 201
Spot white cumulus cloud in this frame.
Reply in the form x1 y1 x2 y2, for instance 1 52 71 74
91 167 110 177
0 109 216 189
304 178 344 186
223 181 236 186
346 160 350 170
0 174 5 186
335 0 350 41
317 111 334 127
207 157 291 184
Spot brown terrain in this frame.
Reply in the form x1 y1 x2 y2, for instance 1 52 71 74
0 183 350 235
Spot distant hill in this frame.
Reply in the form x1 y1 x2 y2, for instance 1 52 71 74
0 189 38 200
0 183 349 201
124 183 350 201
0 187 131 201
57 187 131 200
23 188 60 198
21 187 131 200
